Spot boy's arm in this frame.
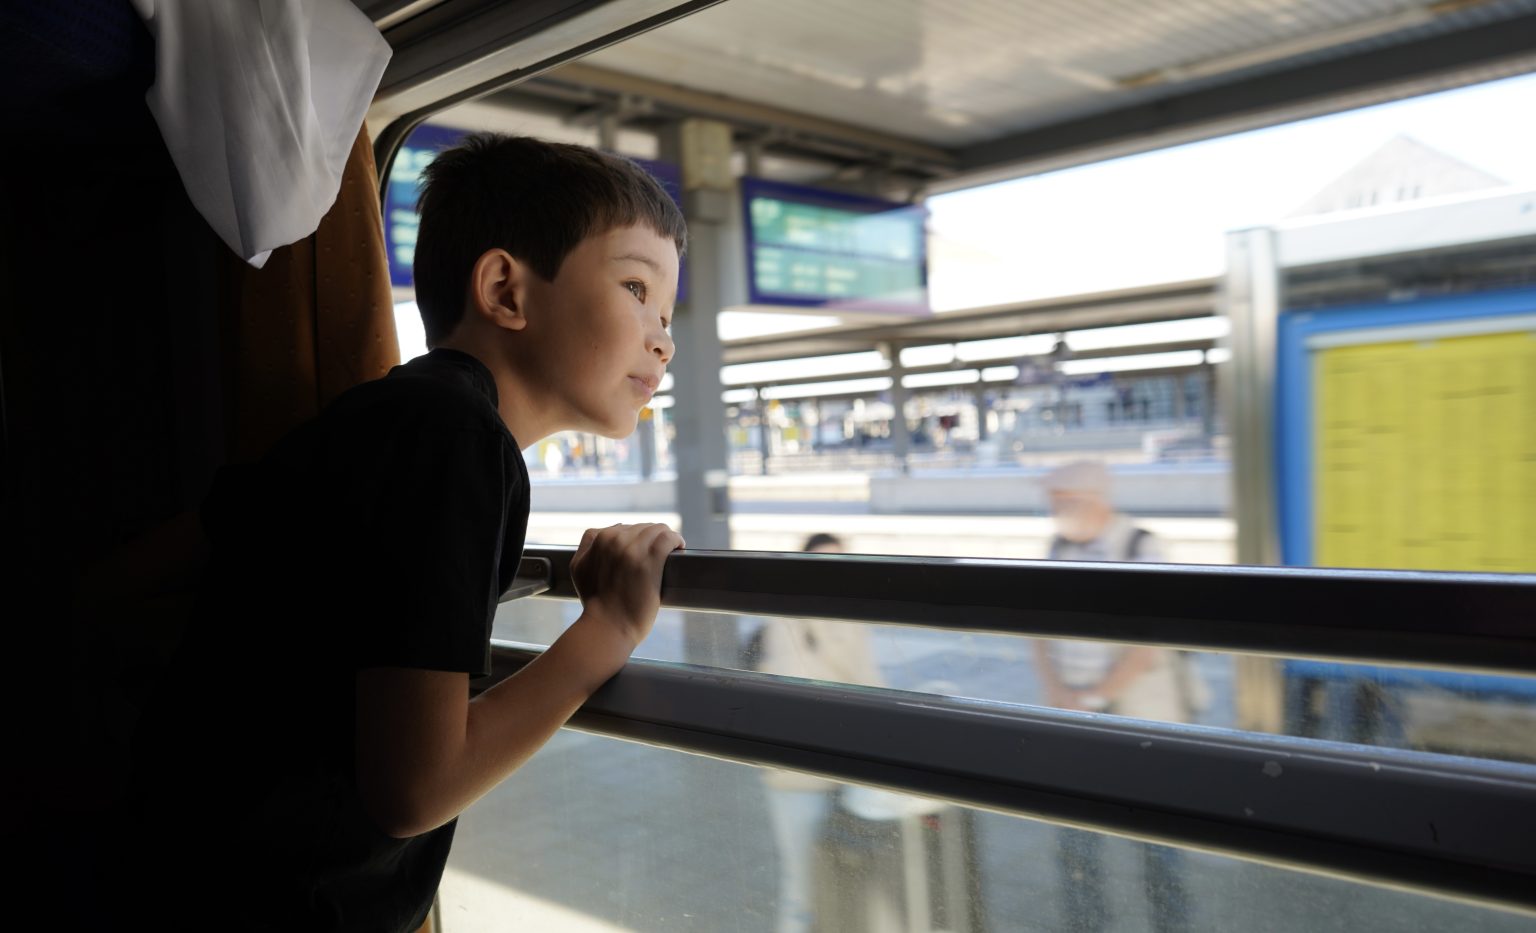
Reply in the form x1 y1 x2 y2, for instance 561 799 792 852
75 510 209 611
355 522 683 839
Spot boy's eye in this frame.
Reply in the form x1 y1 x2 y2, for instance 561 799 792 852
624 280 647 302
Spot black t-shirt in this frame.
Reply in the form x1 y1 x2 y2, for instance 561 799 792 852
131 348 527 932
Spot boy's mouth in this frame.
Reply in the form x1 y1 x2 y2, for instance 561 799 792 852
628 374 660 397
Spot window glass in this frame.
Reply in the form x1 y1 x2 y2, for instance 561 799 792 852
442 727 1531 932
383 63 1536 575
496 598 1536 766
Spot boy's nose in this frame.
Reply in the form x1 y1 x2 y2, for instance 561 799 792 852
650 328 674 364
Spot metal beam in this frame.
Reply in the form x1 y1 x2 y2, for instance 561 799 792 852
721 280 1219 366
535 63 956 172
513 546 1536 677
370 0 728 175
947 15 1536 193
1223 229 1283 568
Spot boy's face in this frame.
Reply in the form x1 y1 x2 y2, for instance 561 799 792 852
518 224 678 438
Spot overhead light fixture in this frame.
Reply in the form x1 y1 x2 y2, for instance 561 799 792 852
721 350 889 387
1068 317 1230 351
761 376 894 400
1117 1 1489 89
954 333 1058 363
900 344 957 368
902 370 980 389
1058 350 1207 375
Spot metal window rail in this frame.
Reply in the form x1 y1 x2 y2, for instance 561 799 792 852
493 546 1536 916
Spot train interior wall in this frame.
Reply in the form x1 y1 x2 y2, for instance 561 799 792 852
2 9 233 922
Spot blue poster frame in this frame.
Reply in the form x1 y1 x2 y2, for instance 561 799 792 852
1273 285 1536 695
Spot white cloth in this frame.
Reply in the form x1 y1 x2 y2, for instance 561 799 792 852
130 0 391 268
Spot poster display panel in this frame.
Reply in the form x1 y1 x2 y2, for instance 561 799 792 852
1274 287 1536 698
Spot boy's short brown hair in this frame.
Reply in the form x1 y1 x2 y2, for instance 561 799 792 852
413 132 688 344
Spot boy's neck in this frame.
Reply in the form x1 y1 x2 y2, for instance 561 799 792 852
428 338 543 444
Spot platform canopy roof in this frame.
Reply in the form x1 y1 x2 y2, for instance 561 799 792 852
358 0 1536 363
362 0 1536 195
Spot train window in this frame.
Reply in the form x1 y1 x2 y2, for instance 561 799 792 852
380 48 1536 580
439 726 1531 932
374 43 1536 829
494 598 1536 767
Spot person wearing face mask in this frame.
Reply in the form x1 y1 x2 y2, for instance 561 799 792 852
1030 459 1197 933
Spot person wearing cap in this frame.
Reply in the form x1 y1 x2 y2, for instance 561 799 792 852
1030 459 1196 933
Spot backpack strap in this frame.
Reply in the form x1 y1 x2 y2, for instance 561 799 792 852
1125 527 1151 561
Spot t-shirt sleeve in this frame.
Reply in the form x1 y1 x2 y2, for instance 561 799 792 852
199 460 265 550
348 424 510 676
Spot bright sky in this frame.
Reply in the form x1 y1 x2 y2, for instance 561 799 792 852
925 71 1536 311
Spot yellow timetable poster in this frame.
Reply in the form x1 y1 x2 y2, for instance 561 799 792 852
1313 328 1536 572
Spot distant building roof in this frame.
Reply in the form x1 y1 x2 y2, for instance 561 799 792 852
1288 134 1506 217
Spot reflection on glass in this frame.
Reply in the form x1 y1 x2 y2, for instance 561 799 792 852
494 599 1536 765
444 729 1531 932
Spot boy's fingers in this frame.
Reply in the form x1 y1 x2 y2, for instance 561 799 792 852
649 528 684 556
619 524 672 566
571 527 601 574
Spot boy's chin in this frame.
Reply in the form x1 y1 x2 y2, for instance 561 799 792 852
591 414 640 440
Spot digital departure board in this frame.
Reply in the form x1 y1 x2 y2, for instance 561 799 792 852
741 177 929 314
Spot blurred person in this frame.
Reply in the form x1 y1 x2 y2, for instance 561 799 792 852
1031 460 1200 933
540 438 565 476
757 533 884 933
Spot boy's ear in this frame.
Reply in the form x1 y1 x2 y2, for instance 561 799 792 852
468 248 529 333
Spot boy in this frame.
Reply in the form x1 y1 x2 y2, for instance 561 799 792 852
127 134 687 931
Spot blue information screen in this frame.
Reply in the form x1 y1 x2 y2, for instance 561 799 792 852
385 126 685 303
741 177 929 315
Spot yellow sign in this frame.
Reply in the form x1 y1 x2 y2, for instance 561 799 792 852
1314 329 1536 573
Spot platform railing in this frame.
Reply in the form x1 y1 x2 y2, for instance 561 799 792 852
490 547 1536 916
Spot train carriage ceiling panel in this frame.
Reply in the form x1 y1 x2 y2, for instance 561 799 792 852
362 0 1536 191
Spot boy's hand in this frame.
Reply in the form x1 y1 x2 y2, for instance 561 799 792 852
568 523 685 650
